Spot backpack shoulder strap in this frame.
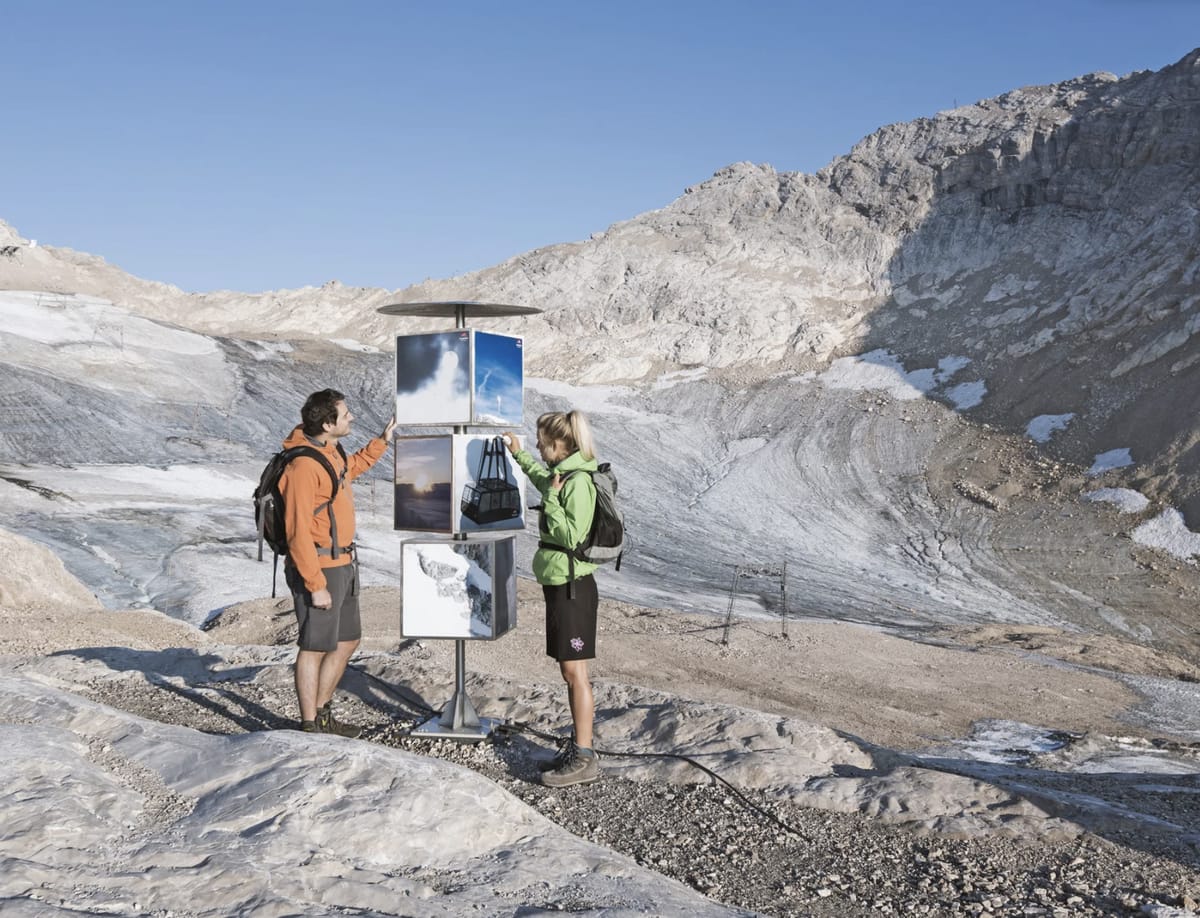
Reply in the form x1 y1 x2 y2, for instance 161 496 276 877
335 442 348 485
556 468 594 494
284 446 344 557
288 446 341 501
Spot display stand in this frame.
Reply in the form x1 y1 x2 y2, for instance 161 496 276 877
380 300 541 741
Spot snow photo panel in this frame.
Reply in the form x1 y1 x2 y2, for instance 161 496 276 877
393 436 454 532
400 535 517 640
471 331 524 426
453 433 526 533
395 331 472 426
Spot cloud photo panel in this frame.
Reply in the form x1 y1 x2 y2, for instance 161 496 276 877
395 330 472 426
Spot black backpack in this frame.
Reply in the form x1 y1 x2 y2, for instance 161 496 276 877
253 443 347 596
537 462 625 597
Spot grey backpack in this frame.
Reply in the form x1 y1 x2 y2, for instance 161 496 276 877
537 463 625 595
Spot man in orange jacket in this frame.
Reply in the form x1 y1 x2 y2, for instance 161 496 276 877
280 388 395 736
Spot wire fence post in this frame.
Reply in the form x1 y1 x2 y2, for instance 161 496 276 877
721 567 742 645
724 562 788 646
779 560 789 640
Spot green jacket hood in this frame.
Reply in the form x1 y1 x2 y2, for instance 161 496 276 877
551 451 599 475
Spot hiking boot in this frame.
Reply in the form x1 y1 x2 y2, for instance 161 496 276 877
537 736 577 772
541 747 600 787
317 702 362 739
300 720 320 733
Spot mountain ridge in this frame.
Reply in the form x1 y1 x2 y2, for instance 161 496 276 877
2 48 1198 518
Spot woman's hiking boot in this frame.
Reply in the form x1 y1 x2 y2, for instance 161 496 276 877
316 701 362 739
541 745 600 787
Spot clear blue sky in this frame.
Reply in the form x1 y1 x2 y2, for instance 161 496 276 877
2 1 1197 293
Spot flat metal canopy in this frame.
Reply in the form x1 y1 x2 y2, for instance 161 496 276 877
377 300 542 318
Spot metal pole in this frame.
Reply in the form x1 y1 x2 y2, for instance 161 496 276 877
448 303 472 727
416 300 492 739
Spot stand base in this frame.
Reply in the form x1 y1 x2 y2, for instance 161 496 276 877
412 713 501 742
411 689 499 742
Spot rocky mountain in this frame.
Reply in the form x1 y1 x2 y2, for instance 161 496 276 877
2 49 1200 665
3 50 1197 516
6 51 1200 918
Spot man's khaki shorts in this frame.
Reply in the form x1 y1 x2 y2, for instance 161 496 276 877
286 562 361 652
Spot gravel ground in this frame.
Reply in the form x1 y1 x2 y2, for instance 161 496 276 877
82 674 1200 918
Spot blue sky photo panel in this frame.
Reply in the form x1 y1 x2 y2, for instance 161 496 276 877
472 331 524 426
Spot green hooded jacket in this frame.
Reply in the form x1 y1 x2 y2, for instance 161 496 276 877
513 448 599 586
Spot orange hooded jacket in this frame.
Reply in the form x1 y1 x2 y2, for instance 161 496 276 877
278 425 388 593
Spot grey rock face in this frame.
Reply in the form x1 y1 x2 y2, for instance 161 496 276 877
3 47 1200 621
5 53 1195 497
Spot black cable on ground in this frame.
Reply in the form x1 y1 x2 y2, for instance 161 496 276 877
497 719 808 840
343 668 806 839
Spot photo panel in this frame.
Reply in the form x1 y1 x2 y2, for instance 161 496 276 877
393 435 454 532
471 330 524 427
400 535 517 640
453 433 526 533
395 330 471 426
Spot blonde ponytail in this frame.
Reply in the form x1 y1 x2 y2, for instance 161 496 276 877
537 409 596 461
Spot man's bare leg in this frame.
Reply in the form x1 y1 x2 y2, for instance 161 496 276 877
295 649 325 722
316 638 360 710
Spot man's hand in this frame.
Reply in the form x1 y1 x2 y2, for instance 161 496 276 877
382 416 396 441
311 588 333 609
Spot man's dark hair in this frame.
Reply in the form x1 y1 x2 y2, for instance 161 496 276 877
301 389 346 436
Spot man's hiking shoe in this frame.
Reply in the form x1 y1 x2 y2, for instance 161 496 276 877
316 702 362 739
538 737 577 772
300 720 320 733
541 747 600 787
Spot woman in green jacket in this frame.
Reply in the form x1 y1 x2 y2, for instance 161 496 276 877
502 410 601 787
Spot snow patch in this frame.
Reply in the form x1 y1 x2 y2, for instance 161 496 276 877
1026 413 1075 443
527 377 643 417
944 380 987 410
808 351 982 408
0 290 234 404
1088 448 1134 476
930 719 1072 766
1082 488 1149 514
935 356 971 383
653 367 709 389
330 338 381 353
228 339 294 361
817 350 938 400
1132 509 1200 561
